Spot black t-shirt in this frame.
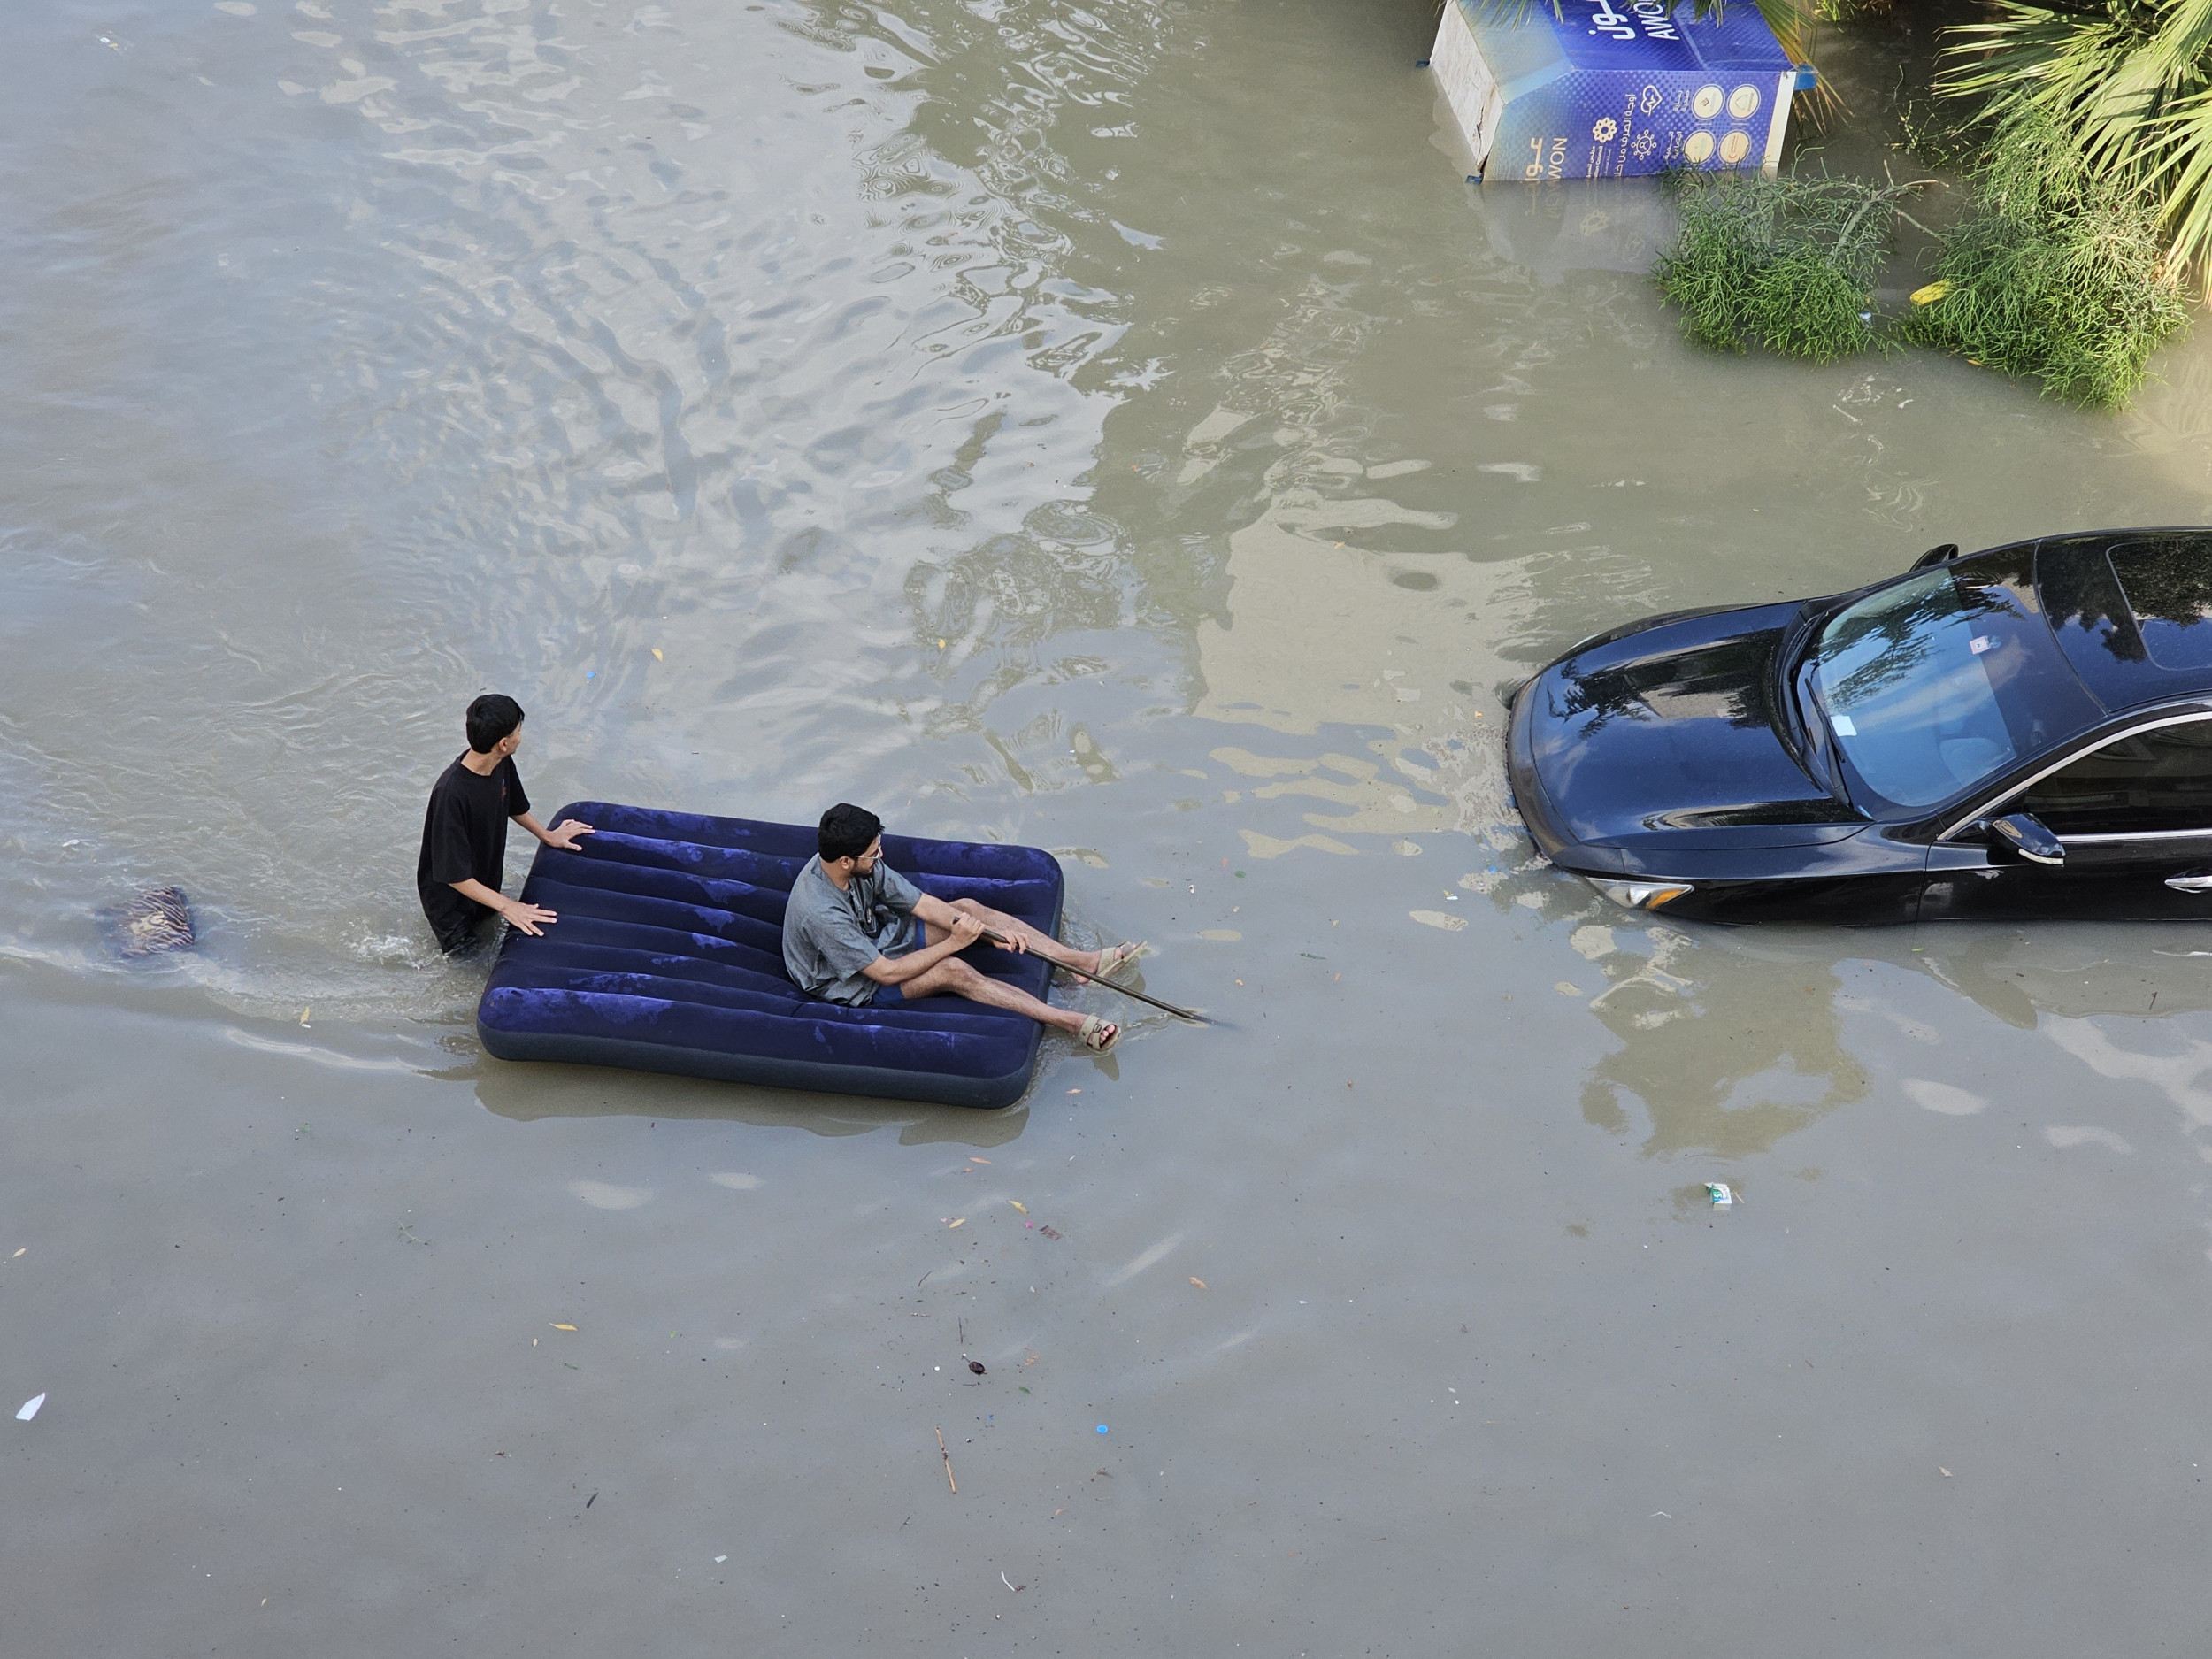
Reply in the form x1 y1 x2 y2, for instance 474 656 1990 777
416 755 529 945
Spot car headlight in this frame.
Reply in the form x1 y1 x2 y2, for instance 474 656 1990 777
1588 879 1694 910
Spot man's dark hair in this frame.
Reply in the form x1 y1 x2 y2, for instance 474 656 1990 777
465 693 525 755
818 803 883 862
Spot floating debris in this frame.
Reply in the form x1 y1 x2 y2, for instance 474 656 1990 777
1706 1182 1734 1208
110 886 196 958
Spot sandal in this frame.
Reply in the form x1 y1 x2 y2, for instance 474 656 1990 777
1095 941 1146 980
1079 1015 1120 1053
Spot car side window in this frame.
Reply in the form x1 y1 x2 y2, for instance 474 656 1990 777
2017 719 2212 836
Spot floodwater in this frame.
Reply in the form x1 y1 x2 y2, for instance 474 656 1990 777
8 1 2212 1651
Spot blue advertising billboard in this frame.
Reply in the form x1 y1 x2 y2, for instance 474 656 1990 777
1433 1 1809 182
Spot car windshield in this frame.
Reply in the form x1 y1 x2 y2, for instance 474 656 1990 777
1807 554 2098 810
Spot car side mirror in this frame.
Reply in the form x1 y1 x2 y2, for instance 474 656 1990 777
1909 542 1961 572
1985 811 2065 865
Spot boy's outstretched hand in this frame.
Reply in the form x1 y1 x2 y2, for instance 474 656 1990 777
544 819 595 851
502 899 560 937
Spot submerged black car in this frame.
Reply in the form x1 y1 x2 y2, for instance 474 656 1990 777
1507 529 2212 924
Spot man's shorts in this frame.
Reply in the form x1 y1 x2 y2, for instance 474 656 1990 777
866 928 928 1004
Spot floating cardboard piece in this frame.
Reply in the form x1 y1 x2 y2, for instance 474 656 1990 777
1432 0 1805 182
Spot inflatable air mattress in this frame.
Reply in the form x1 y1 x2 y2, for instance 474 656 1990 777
476 803 1064 1109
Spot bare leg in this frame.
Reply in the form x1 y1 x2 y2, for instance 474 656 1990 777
896 956 1093 1037
923 897 1103 975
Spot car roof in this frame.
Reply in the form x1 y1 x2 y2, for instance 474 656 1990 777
2036 529 2212 711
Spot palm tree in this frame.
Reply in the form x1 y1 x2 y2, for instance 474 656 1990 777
1938 2 2212 294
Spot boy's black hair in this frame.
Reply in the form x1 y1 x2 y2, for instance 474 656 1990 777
818 803 883 862
465 693 525 755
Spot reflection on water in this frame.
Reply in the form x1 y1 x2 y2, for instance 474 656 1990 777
1191 486 1521 841
1577 926 1869 1160
1457 852 1862 1161
1914 928 2212 1026
1546 902 1871 1162
474 1054 1032 1147
2042 1017 2212 1143
1473 837 2212 1160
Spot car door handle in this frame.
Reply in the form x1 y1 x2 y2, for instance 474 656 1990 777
2166 875 2212 893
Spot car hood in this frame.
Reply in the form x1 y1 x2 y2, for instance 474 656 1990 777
1525 603 1863 849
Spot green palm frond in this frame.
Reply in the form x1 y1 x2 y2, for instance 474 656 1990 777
1936 0 2212 292
2141 85 2212 271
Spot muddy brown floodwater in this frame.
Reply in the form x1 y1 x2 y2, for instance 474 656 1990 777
7 2 2212 1652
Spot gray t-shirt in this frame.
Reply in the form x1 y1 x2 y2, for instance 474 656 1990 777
781 854 924 1005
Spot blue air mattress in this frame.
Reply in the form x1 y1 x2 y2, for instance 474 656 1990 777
475 803 1065 1109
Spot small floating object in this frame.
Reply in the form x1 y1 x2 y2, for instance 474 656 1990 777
1910 280 1952 307
1706 1182 1734 1208
17 1393 45 1422
111 886 196 958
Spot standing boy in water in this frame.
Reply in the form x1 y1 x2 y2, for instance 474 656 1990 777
416 693 595 952
781 803 1142 1052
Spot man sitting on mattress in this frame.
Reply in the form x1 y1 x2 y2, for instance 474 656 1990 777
781 803 1141 1054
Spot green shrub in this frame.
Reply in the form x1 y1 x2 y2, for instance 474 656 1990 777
1655 171 1911 363
1901 112 2190 410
